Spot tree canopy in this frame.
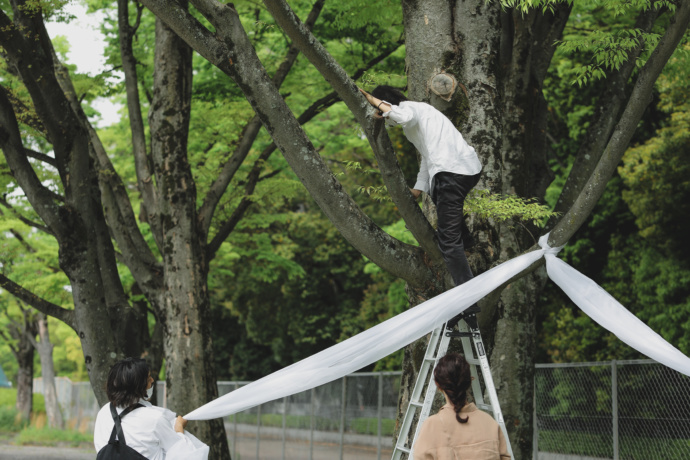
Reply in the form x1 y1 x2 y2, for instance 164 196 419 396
1 0 689 458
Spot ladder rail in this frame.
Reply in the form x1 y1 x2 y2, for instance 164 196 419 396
391 313 514 460
458 321 485 408
470 329 514 459
392 326 447 460
409 331 451 449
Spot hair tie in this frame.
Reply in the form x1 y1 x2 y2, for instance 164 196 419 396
377 101 384 109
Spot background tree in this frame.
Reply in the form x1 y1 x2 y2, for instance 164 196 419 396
136 0 690 458
539 38 690 363
1 0 405 456
28 312 64 429
0 305 37 421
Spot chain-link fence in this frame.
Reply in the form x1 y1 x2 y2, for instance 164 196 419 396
220 372 401 460
35 372 401 459
534 359 690 460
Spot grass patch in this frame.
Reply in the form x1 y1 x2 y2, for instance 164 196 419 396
0 389 46 433
539 430 690 460
229 413 395 436
0 388 46 413
349 417 395 436
15 425 93 447
0 406 30 432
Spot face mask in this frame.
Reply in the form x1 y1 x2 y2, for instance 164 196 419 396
146 386 154 400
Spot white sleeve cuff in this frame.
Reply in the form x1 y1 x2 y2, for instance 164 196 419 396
413 180 429 194
383 104 414 125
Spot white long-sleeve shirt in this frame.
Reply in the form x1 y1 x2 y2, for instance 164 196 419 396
383 101 482 193
94 400 208 460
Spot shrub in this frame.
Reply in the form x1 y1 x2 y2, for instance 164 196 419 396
15 426 93 447
0 406 30 432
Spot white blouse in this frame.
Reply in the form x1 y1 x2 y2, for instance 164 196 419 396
94 400 208 460
383 101 482 193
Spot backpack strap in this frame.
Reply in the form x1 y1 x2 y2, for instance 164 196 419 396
108 402 144 445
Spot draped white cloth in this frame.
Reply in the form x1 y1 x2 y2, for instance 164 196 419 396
185 233 690 420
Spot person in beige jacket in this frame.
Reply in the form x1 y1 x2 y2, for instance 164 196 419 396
413 353 511 460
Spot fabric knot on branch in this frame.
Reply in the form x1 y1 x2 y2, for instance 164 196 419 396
538 232 564 256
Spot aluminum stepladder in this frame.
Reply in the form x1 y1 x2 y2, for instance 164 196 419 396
391 305 514 459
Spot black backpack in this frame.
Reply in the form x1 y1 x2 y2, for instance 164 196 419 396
96 403 149 460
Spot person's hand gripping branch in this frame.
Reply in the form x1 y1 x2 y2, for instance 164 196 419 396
360 88 422 200
359 88 391 119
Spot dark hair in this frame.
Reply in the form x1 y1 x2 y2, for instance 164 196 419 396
434 353 472 424
371 85 408 106
106 357 150 408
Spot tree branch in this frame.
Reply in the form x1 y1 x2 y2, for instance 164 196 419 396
197 0 325 239
46 44 163 297
201 41 400 254
139 0 434 287
3 89 49 141
23 148 57 168
0 274 76 330
207 140 275 257
118 0 162 248
552 7 660 216
548 0 690 247
0 195 54 235
262 0 443 264
0 85 64 235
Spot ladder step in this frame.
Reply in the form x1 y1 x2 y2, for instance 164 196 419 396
393 318 514 460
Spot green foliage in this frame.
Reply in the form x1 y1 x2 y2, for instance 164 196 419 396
619 43 690 260
499 0 675 16
0 389 46 432
229 412 396 436
558 28 660 87
465 189 557 226
527 0 678 87
0 406 29 432
358 69 406 90
15 426 93 446
538 428 690 459
0 389 46 414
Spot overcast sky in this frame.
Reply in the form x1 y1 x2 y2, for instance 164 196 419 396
45 2 120 127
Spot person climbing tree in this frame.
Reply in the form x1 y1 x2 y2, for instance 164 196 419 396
360 86 482 325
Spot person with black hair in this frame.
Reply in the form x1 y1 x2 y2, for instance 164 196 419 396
360 86 482 304
94 357 208 460
413 353 510 459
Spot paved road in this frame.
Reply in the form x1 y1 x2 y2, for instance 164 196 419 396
0 444 94 460
0 436 393 460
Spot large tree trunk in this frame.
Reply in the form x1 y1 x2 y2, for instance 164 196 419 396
14 334 34 422
0 2 150 405
6 313 38 422
148 14 230 459
400 1 570 457
33 314 64 429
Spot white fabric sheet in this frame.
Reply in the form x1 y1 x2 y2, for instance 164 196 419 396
185 233 690 420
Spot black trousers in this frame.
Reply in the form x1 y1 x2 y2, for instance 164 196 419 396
431 171 481 287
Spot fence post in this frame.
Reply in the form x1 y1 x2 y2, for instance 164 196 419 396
377 372 383 460
339 376 347 460
232 382 238 460
612 360 619 460
256 403 262 459
310 387 315 460
282 396 287 460
533 371 538 460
